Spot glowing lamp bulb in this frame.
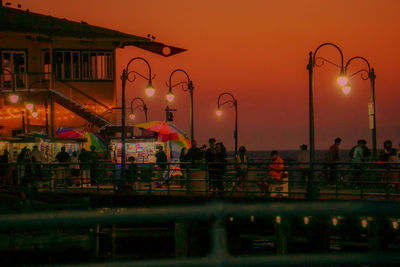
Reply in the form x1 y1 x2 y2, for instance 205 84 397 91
342 86 351 95
337 76 349 87
31 111 39 118
26 103 34 111
10 94 19 103
129 113 136 121
332 217 338 226
361 219 368 228
216 109 222 117
145 84 155 97
166 91 175 102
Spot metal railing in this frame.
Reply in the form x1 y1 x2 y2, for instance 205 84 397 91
1 201 400 265
2 161 400 200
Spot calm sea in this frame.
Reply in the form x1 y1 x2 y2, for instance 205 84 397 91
227 150 351 162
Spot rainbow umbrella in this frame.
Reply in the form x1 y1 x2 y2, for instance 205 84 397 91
83 132 107 151
56 127 84 138
135 121 185 142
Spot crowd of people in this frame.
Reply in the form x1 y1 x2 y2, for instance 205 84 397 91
1 137 399 196
0 145 98 187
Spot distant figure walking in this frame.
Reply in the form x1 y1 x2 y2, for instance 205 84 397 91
297 144 310 186
205 138 218 193
235 146 249 191
55 146 71 185
214 142 227 194
327 138 341 184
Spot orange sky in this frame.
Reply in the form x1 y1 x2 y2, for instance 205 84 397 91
14 0 400 150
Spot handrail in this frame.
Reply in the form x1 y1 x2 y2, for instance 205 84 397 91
59 80 111 111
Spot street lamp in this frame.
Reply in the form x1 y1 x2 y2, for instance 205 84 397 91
307 42 345 199
165 69 194 141
120 57 154 181
129 97 148 122
343 56 377 160
1 68 18 103
216 92 238 155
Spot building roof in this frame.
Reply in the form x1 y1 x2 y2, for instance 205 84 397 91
0 6 186 56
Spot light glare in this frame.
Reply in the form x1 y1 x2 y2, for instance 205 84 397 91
129 113 136 121
10 94 19 103
145 86 155 97
26 103 34 111
166 92 175 102
337 76 349 87
216 109 222 117
342 86 351 95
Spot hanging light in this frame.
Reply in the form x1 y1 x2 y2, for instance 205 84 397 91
342 85 351 95
129 113 136 121
216 109 222 117
166 90 175 102
336 75 349 87
9 94 19 103
145 80 155 97
26 102 34 111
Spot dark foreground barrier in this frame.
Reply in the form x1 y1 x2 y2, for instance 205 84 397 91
1 201 400 266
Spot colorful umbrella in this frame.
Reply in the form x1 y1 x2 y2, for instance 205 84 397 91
83 132 107 152
56 127 84 139
135 121 187 142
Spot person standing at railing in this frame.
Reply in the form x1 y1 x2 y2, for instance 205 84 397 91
89 146 98 186
187 140 204 168
0 149 10 185
179 147 189 188
126 156 138 189
257 150 285 197
379 140 398 190
155 145 168 188
31 146 44 178
235 146 248 191
214 142 227 195
78 148 90 187
55 146 71 185
327 138 341 185
297 144 310 187
71 151 80 186
205 138 218 193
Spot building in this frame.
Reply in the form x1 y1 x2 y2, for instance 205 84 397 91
0 2 185 138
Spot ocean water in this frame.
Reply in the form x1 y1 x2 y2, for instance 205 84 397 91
228 149 351 162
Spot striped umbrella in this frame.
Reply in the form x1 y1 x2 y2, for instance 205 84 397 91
56 127 84 139
134 121 186 142
83 132 107 152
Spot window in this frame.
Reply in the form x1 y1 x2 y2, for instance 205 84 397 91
1 50 26 88
55 51 80 80
82 51 113 80
42 50 51 80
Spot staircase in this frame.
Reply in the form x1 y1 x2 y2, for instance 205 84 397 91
49 89 112 128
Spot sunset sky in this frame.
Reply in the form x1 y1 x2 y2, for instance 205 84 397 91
13 0 400 150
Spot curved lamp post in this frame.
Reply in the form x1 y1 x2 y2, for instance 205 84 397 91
129 97 148 122
216 92 238 155
307 43 345 199
343 57 377 160
120 57 155 181
165 69 194 141
1 68 19 103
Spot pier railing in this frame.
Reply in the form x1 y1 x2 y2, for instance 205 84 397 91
1 201 400 265
1 161 400 200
